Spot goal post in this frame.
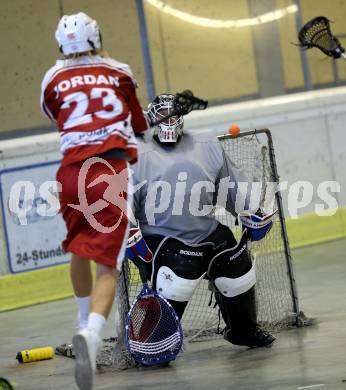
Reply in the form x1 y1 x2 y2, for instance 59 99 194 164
218 128 300 324
110 128 303 370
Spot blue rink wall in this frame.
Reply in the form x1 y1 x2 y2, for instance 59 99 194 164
1 87 345 311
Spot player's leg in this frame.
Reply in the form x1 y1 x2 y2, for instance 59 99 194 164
70 254 92 330
142 235 186 318
90 263 118 318
70 254 119 333
207 224 275 348
144 235 212 319
72 263 118 390
58 158 129 389
217 293 275 347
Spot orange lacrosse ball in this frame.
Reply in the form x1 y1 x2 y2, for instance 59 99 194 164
229 123 240 137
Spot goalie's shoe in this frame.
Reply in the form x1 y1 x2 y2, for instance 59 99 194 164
224 326 275 348
72 329 102 390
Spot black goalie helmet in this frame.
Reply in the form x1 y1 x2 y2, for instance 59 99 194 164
148 94 184 145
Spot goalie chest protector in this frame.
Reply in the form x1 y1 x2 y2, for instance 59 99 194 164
132 131 247 244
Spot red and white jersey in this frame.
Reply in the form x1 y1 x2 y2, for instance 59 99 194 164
40 55 149 166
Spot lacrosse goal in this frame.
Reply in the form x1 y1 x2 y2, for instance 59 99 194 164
110 128 303 370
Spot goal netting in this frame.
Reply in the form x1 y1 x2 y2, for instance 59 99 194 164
107 129 299 370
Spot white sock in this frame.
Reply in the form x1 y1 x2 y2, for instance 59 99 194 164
75 296 90 330
87 312 106 336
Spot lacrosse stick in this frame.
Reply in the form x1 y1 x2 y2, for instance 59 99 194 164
124 257 183 366
149 90 208 127
298 16 346 60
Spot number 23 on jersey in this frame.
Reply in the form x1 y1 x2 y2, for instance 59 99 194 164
60 87 124 130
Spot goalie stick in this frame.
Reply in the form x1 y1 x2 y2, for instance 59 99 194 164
124 256 183 366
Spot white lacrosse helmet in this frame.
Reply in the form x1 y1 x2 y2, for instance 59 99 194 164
55 12 101 55
148 94 184 144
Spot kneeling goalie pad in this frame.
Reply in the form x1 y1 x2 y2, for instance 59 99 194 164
239 209 277 242
152 237 213 302
207 231 255 298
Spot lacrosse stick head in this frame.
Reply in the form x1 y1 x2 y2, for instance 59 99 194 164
298 16 345 59
148 94 184 145
125 284 183 366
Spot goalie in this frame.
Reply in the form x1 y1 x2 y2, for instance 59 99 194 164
127 93 276 348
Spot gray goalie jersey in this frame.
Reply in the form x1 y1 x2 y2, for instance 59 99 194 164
131 131 254 244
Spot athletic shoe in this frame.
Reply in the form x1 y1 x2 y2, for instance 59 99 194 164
224 326 276 348
72 328 101 390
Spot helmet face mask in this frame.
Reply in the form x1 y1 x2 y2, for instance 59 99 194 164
55 12 102 56
148 94 184 145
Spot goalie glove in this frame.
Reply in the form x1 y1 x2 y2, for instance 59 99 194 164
239 209 278 242
125 227 153 263
174 90 208 115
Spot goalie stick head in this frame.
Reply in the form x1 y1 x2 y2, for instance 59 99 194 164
55 12 102 56
148 94 184 145
298 16 345 59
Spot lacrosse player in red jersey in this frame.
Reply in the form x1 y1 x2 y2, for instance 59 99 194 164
40 12 150 390
128 94 277 353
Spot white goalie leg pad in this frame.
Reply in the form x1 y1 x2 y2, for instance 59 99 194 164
156 266 206 302
214 260 256 298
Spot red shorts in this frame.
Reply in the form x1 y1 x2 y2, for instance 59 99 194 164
57 157 129 269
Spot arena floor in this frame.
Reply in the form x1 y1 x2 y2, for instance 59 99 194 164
1 238 346 390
